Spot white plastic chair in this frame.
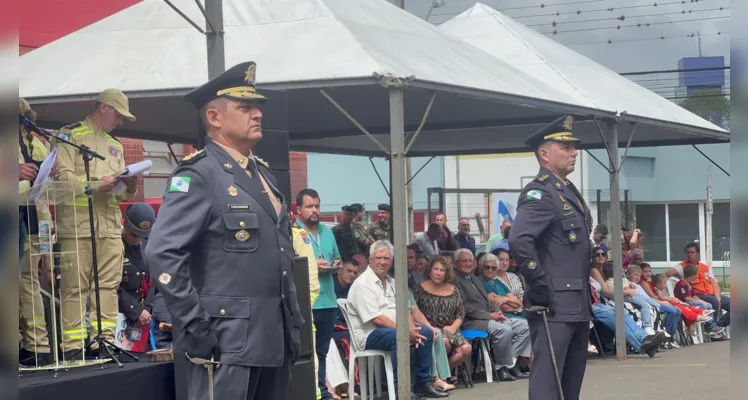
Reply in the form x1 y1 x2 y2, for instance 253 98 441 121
337 299 396 400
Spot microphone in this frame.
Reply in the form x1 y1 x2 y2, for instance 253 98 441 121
19 114 54 138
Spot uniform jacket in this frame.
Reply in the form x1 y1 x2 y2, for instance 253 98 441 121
18 129 52 240
118 239 154 322
453 272 501 332
352 221 374 254
508 168 593 323
145 141 303 368
367 221 391 242
54 118 136 238
332 222 357 259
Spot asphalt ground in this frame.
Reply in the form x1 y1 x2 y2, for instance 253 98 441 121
445 340 729 400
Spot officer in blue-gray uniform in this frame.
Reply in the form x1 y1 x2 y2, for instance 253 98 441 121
508 116 592 400
146 61 303 400
118 202 156 326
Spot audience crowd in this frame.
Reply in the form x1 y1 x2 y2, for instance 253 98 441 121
291 191 731 400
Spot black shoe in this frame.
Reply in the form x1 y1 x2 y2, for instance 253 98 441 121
413 381 449 398
497 367 517 382
19 349 50 367
640 332 665 358
508 365 530 379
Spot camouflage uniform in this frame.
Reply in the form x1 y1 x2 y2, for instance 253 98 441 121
352 222 374 254
332 222 357 259
367 222 391 242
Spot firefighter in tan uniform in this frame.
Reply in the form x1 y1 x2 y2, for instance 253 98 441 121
18 98 53 366
53 89 138 358
292 222 322 399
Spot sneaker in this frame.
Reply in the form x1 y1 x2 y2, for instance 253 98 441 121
644 327 657 336
670 339 680 349
707 326 726 337
662 331 672 339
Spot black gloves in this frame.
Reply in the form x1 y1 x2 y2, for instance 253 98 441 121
183 320 221 361
526 283 551 309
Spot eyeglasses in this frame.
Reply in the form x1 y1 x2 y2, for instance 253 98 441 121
482 266 498 271
595 252 606 257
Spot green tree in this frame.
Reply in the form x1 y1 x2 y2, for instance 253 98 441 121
679 89 730 128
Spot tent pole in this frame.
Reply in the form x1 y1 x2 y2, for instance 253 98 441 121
205 0 225 79
389 86 411 400
605 120 627 360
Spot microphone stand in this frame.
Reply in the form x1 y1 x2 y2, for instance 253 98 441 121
21 116 138 367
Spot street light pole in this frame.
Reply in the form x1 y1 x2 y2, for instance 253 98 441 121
205 0 225 79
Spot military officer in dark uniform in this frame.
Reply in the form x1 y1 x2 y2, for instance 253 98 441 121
508 116 593 400
118 202 156 327
146 61 303 400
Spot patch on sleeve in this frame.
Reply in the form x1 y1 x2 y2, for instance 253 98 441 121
527 260 538 270
526 190 542 200
158 273 172 285
300 231 310 244
169 176 191 193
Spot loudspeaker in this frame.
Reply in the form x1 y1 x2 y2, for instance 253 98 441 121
272 170 292 205
293 257 314 358
255 130 290 170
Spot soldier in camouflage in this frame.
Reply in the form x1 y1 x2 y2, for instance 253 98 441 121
367 203 391 242
348 203 374 255
332 205 357 259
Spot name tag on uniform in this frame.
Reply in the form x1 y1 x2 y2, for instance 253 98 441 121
228 204 252 211
563 211 576 217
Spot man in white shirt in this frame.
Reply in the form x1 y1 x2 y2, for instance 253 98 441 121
414 223 442 259
346 241 447 399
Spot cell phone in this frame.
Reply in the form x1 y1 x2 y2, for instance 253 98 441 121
331 259 342 269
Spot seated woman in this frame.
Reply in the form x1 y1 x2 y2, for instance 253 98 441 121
590 262 666 357
413 256 472 387
478 250 524 319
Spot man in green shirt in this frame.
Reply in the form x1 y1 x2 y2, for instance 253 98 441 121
295 188 341 400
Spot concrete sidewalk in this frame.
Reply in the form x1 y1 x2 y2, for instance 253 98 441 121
445 340 729 400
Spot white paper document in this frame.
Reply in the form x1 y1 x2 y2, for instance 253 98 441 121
119 160 153 177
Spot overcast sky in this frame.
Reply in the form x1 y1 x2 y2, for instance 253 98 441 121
400 0 730 74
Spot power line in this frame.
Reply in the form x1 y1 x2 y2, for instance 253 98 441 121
619 65 729 75
527 7 728 27
422 0 605 19
512 0 713 19
541 15 728 34
566 31 728 45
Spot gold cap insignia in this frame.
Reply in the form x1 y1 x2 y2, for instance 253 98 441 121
235 230 250 242
139 221 151 230
563 203 572 211
245 64 256 86
562 116 573 131
159 273 172 285
228 186 238 197
255 157 269 169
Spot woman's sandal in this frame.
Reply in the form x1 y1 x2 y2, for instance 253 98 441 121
433 379 455 391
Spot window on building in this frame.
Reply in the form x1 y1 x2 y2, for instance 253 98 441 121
668 203 700 262
711 202 730 261
635 204 667 261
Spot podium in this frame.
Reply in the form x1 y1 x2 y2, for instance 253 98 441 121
19 180 109 371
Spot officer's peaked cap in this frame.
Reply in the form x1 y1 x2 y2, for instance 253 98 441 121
183 61 268 109
125 202 156 238
525 115 581 149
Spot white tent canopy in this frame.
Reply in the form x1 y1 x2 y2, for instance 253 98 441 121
20 0 614 151
437 2 728 140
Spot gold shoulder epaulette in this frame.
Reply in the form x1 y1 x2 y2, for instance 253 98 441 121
180 149 206 165
535 175 550 184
